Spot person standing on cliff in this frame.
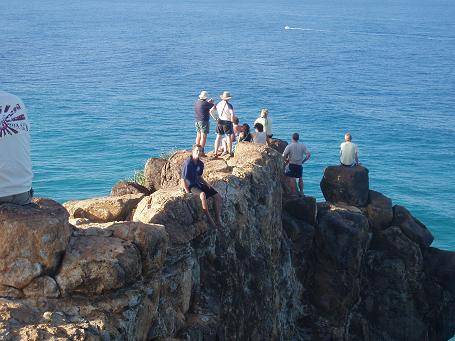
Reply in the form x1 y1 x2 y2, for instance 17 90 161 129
0 91 33 205
181 144 223 228
214 91 235 157
282 133 311 196
340 132 359 167
194 90 217 157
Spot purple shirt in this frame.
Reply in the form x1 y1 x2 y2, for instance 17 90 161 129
194 99 215 122
182 157 204 187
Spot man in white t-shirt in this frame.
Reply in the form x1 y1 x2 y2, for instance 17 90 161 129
0 91 33 205
282 133 311 195
214 91 235 156
340 132 359 167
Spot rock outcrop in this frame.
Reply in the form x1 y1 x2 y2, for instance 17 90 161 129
320 165 369 206
64 193 144 223
0 143 453 340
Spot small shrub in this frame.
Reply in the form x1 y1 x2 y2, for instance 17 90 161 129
128 169 146 186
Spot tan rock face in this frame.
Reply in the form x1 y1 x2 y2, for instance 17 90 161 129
63 193 144 223
144 157 168 191
56 235 142 296
133 189 206 245
111 221 169 276
0 199 72 289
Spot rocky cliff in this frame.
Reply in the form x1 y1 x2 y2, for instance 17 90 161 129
0 142 453 340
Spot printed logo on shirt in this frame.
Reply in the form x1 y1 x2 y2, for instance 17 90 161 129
0 103 29 139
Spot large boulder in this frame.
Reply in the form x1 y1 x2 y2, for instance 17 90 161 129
144 157 168 191
310 203 370 322
0 198 72 289
111 181 151 196
320 165 369 207
56 235 142 296
366 190 393 230
423 247 455 294
63 194 144 223
283 195 317 226
111 221 169 276
392 205 433 247
133 189 207 245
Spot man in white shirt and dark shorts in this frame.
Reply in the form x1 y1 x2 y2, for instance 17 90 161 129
214 91 235 156
0 91 33 205
283 133 311 196
340 132 359 167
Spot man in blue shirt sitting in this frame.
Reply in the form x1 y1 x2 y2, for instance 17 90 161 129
181 144 222 228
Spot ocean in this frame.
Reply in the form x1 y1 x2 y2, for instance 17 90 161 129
1 0 454 251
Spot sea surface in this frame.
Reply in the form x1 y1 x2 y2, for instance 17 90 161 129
1 0 454 251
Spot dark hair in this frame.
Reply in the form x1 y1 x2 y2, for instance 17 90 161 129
242 123 250 133
292 133 299 141
254 123 264 132
233 116 239 125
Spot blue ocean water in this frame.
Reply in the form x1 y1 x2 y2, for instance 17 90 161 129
1 0 454 251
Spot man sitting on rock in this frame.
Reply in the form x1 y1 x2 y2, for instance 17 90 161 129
181 144 223 228
283 133 311 196
340 132 359 167
0 91 33 205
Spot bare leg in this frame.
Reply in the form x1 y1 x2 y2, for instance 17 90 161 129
298 177 304 195
200 133 207 150
288 177 296 194
226 134 233 154
195 131 201 146
200 192 216 227
214 134 223 155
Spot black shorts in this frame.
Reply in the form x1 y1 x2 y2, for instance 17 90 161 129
190 183 218 198
284 163 303 178
216 120 233 135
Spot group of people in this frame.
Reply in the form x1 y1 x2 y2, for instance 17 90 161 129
182 90 361 228
194 90 273 157
0 90 360 231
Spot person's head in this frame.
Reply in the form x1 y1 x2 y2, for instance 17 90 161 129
345 132 352 142
260 108 269 118
192 144 203 159
220 91 232 101
292 133 299 142
233 116 239 125
254 123 264 132
242 123 250 133
198 90 209 100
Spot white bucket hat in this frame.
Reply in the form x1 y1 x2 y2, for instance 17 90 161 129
198 90 209 100
220 91 232 100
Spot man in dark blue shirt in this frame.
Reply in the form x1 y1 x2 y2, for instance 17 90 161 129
194 90 216 156
181 144 222 227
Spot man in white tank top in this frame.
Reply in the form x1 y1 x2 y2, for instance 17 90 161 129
214 91 235 156
340 132 359 166
0 91 33 205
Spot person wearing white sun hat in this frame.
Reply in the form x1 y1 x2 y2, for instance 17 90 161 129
214 91 235 156
194 90 217 156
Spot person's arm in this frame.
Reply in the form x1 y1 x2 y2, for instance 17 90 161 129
282 146 290 163
181 178 191 193
303 146 311 163
209 102 218 121
355 145 359 165
303 150 311 163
